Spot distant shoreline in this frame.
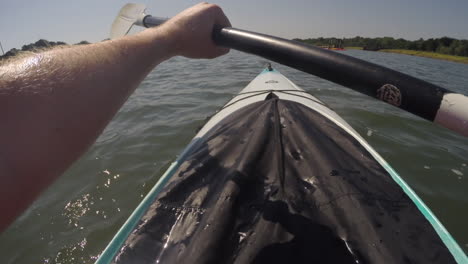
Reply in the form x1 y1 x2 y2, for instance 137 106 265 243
3 40 467 65
294 36 468 65
343 47 468 64
0 39 91 62
378 49 468 64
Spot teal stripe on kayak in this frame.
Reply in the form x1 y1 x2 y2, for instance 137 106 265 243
320 112 468 263
290 98 467 263
95 139 202 264
259 68 466 262
379 162 468 264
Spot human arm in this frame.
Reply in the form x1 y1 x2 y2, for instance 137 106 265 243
0 2 230 232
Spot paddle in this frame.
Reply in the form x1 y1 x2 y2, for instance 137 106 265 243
111 4 468 137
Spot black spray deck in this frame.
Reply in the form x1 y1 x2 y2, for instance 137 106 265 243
109 96 457 263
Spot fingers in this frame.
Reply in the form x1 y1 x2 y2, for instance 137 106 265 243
161 2 231 59
207 4 231 56
209 4 231 28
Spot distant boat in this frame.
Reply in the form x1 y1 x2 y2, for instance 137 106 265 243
318 46 346 51
328 47 346 51
318 39 346 51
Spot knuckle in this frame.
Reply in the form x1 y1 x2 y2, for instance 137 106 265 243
207 3 222 12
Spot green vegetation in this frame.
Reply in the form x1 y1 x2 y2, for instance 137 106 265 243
380 49 468 64
295 36 468 57
0 39 90 61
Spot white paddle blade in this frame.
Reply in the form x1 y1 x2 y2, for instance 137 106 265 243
110 3 146 39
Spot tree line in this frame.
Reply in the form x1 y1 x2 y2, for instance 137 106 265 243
0 39 90 60
294 36 468 57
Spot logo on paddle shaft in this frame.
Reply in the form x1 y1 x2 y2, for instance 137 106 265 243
376 84 402 106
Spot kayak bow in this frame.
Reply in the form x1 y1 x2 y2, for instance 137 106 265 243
96 67 466 264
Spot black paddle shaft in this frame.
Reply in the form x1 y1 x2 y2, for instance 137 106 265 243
214 27 449 122
143 15 455 123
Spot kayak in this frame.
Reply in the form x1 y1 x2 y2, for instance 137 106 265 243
96 66 465 263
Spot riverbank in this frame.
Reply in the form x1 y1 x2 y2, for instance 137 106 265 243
378 49 468 64
342 47 468 64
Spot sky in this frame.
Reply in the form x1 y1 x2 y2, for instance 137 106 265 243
1 0 468 52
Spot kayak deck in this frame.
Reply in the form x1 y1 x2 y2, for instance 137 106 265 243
97 68 465 264
196 68 354 137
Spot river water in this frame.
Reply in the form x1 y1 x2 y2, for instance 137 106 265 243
1 50 467 263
